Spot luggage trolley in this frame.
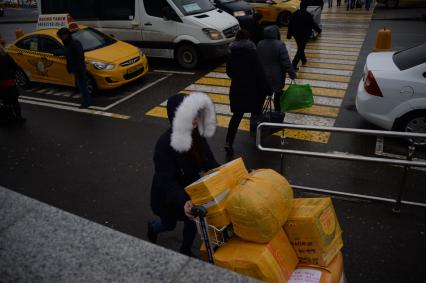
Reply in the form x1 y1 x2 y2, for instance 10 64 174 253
190 206 233 264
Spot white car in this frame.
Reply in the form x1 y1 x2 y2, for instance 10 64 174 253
356 44 426 144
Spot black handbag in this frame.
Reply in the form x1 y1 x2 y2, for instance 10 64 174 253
250 95 285 137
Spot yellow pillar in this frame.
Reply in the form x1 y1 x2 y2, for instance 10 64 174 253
374 28 392 52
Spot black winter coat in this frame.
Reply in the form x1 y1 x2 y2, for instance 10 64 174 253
150 129 219 219
226 40 272 114
63 37 86 74
287 9 322 40
0 49 19 100
257 26 296 94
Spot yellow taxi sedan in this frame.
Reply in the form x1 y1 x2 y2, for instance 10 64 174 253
6 25 149 95
245 0 300 26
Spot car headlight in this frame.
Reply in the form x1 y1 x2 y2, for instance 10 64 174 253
202 28 223 40
87 60 115 70
233 11 246 17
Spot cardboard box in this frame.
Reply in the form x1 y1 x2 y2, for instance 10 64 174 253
284 198 343 267
185 158 248 228
288 252 345 283
213 229 299 283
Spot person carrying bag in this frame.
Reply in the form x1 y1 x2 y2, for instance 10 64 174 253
280 80 314 112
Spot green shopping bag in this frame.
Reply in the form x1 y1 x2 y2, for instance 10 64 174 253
280 81 314 112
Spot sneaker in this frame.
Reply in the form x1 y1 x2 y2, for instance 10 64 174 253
224 143 234 156
147 221 158 244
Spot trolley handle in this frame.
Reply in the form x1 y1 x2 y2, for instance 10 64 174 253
190 206 207 218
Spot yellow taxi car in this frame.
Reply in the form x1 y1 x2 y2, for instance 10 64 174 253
6 15 149 95
245 0 300 26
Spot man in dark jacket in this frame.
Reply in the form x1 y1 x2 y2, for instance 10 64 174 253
257 25 296 112
239 13 264 45
287 2 322 70
225 29 272 155
0 41 25 124
148 92 219 257
57 27 92 109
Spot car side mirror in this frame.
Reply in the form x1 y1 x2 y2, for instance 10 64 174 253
52 49 65 57
162 6 180 22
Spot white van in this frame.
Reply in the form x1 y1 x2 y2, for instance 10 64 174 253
38 0 240 68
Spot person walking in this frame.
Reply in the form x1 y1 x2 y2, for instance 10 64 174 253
0 39 26 124
337 0 342 7
239 12 264 45
257 25 296 112
148 92 219 257
225 29 272 155
327 0 333 8
287 2 322 70
365 0 371 10
56 27 92 109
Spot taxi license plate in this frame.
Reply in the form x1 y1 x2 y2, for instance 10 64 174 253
127 64 143 75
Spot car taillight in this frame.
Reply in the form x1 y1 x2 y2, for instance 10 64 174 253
364 71 383 97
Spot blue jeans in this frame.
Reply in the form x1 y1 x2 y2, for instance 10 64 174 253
150 216 197 255
75 70 92 107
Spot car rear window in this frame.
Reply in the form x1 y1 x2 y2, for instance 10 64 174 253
393 43 426 71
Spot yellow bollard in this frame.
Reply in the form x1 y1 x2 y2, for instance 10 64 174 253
374 28 392 52
15 28 25 40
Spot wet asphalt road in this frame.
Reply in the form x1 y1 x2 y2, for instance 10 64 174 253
1 5 426 283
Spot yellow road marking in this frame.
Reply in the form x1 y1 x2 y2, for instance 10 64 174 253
291 105 339 118
297 72 351 83
145 106 330 143
304 62 354 71
196 77 231 87
306 53 358 61
180 90 230 104
214 66 226 73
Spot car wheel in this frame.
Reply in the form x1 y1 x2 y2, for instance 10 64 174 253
15 68 30 88
176 44 199 69
398 111 426 146
386 0 399 8
277 11 292 27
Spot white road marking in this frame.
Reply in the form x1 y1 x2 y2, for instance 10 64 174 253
284 113 335 127
321 23 370 29
185 84 229 95
313 36 365 42
102 75 172 111
72 94 82 99
44 88 59 95
205 72 228 79
19 99 130 119
313 96 342 107
285 78 348 90
19 95 104 110
153 69 195 75
302 42 363 48
300 49 360 56
35 88 50 94
298 67 353 77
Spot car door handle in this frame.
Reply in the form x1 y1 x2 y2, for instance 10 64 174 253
423 72 426 78
144 22 152 26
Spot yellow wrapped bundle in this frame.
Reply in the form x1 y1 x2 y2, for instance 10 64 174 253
226 169 294 243
284 198 343 267
214 229 298 283
185 158 248 228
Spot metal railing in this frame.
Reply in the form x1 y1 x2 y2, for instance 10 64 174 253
256 122 426 212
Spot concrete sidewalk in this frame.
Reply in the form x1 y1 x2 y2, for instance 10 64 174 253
0 186 256 283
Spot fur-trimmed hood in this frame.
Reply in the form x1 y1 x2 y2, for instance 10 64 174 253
170 92 216 153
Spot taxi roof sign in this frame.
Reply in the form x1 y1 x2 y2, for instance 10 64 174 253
37 14 79 31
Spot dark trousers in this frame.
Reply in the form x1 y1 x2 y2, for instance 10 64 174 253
227 110 260 145
1 86 23 121
292 37 308 67
75 70 92 107
150 216 197 255
274 91 283 112
365 0 371 9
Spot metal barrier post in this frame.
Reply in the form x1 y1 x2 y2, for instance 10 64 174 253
280 130 286 175
393 145 416 213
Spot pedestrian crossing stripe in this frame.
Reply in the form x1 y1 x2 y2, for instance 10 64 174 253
145 106 331 144
289 44 361 52
145 5 374 144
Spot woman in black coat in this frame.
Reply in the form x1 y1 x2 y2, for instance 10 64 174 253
148 92 219 256
225 29 272 155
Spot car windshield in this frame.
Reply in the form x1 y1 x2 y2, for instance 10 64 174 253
72 27 116 52
393 43 426 71
171 0 215 16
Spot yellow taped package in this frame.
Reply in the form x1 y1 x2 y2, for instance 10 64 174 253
226 169 294 243
185 158 248 228
284 198 343 267
213 229 299 283
288 252 346 283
